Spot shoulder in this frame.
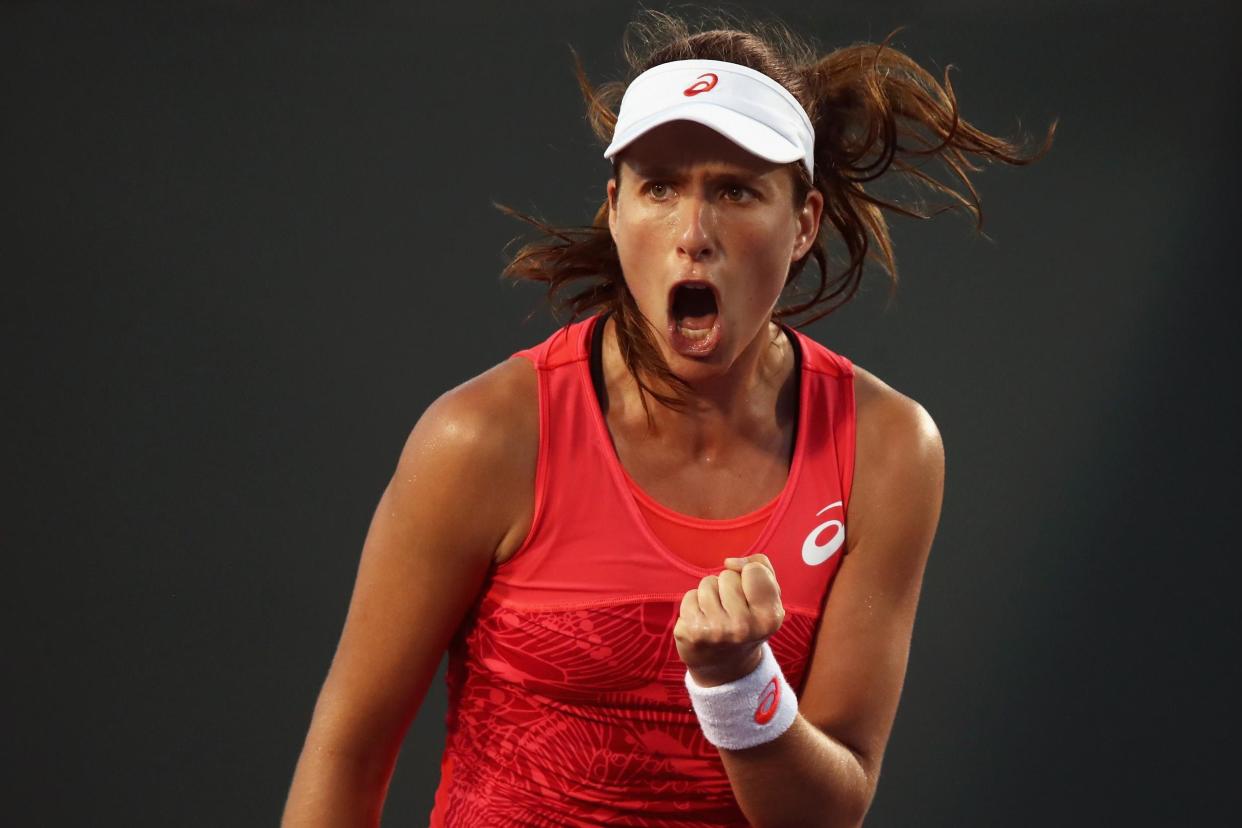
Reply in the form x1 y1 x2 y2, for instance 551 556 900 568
791 328 941 475
848 363 945 543
416 355 538 446
852 364 942 459
395 356 539 563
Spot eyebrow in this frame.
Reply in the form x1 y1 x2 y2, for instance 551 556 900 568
626 162 680 180
627 163 767 182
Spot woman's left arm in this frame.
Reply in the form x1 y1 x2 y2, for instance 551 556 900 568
676 375 945 828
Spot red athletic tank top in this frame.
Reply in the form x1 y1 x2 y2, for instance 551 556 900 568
630 476 780 568
428 314 856 827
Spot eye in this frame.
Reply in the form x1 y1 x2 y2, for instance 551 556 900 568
722 185 754 203
646 182 673 201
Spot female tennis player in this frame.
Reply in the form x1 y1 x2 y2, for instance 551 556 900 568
284 11 1049 827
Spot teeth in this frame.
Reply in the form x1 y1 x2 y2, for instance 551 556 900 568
676 325 712 340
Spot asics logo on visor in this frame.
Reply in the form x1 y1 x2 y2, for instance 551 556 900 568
683 72 719 97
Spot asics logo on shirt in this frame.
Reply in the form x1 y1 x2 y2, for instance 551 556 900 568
801 501 845 566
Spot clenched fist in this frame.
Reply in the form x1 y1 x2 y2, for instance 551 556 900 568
673 554 786 687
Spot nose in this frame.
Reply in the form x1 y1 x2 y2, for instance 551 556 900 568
676 196 715 262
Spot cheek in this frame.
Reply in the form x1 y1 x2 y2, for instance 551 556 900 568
733 221 796 300
613 217 665 306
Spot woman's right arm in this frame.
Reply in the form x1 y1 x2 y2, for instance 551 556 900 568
282 358 538 826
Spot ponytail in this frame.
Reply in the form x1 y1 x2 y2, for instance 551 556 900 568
783 34 1055 322
501 10 1055 410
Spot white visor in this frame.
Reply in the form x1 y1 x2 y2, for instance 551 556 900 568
603 59 815 178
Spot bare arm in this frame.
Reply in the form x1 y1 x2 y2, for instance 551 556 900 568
679 369 945 828
282 358 537 826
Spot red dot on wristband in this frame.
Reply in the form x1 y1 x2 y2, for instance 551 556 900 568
754 676 780 724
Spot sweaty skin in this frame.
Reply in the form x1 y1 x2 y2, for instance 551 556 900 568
283 121 943 828
607 121 822 390
605 121 824 689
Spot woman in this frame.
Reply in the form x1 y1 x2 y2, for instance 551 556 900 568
284 11 1050 827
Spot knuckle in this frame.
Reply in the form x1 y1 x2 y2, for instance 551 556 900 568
678 619 706 643
754 604 784 630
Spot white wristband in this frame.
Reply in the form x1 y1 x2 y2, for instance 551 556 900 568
685 641 798 750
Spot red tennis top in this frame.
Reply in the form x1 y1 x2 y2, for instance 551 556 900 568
428 314 856 827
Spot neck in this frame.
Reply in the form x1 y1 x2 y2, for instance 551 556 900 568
600 316 796 457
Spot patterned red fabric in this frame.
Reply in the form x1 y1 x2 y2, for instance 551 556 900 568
428 314 856 827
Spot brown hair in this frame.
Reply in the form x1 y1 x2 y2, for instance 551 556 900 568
501 9 1055 411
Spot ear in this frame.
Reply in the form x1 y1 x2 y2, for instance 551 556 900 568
606 177 619 239
792 188 824 261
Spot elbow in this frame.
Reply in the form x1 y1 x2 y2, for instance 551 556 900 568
818 797 869 828
756 785 871 828
760 803 867 828
805 796 868 828
831 803 869 828
818 752 876 828
738 728 878 828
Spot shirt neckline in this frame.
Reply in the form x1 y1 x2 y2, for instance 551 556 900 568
578 312 809 577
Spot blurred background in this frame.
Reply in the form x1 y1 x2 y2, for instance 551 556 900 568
4 1 1239 824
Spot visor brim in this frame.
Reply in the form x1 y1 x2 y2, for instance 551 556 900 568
603 102 805 169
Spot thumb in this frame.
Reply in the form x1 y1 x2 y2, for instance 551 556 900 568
740 560 780 606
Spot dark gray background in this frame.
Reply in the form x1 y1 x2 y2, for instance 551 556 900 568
5 1 1239 825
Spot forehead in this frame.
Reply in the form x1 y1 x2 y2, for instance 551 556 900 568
616 120 784 179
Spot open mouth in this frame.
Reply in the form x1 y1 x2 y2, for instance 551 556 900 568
668 281 722 356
